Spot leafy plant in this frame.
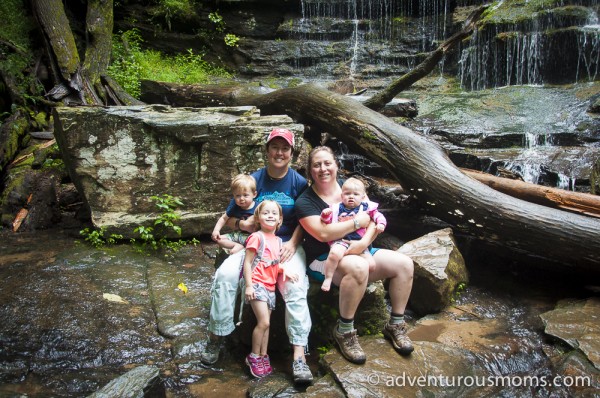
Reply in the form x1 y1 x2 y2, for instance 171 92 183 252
131 194 199 254
224 33 239 47
107 29 231 98
451 282 467 303
208 11 240 47
151 0 196 31
80 227 123 248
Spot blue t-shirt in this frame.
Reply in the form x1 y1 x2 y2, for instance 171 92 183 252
225 201 257 220
225 168 307 242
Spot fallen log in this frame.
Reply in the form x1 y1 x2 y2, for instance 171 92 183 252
461 168 600 218
140 81 600 275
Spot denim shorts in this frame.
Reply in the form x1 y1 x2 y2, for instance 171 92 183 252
246 282 276 310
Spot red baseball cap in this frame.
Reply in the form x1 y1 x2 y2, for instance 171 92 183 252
266 128 295 146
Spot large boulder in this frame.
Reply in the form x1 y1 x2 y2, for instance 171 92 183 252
53 105 307 238
398 228 469 315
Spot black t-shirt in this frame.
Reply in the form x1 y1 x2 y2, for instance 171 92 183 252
295 186 331 264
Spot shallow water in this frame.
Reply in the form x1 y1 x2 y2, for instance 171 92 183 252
0 224 598 397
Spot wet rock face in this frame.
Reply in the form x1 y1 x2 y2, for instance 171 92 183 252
53 105 307 238
540 297 600 370
398 228 469 315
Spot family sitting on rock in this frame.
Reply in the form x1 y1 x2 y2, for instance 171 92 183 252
203 128 414 384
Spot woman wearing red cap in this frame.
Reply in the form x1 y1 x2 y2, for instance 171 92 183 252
201 128 313 384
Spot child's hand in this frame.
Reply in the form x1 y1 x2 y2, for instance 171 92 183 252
245 285 255 302
322 208 333 217
376 223 385 233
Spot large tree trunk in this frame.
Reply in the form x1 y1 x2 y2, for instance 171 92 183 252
31 0 120 105
140 81 600 275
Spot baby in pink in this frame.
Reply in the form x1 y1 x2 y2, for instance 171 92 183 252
320 178 386 291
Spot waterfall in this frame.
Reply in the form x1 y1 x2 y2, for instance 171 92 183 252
459 1 600 90
295 0 452 78
349 18 361 78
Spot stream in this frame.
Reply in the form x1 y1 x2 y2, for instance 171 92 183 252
1 217 598 397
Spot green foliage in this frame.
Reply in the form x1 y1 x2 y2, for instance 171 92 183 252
80 194 199 255
224 34 240 47
208 12 225 32
131 194 200 254
151 0 196 31
208 11 240 47
451 282 467 304
80 227 124 248
0 0 42 101
107 29 231 98
317 344 333 359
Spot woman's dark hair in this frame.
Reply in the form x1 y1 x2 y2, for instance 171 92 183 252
305 146 338 184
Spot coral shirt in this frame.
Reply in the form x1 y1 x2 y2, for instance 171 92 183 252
245 231 282 291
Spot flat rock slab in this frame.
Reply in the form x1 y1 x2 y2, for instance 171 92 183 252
540 297 600 370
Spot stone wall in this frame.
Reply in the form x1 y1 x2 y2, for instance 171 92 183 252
53 105 307 237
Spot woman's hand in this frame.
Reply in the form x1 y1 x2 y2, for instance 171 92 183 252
345 239 369 255
280 240 297 263
282 267 299 283
356 212 370 228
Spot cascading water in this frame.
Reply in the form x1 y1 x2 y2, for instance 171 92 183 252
293 0 452 78
459 1 600 90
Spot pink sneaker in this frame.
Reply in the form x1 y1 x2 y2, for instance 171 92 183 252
245 354 265 378
262 355 273 375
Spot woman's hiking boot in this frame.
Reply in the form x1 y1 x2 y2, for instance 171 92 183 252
332 326 366 364
292 358 313 384
200 337 221 365
383 320 414 355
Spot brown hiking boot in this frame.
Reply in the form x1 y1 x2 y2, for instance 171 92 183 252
332 326 366 364
383 320 414 355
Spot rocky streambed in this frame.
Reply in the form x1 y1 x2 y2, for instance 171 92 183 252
0 222 599 397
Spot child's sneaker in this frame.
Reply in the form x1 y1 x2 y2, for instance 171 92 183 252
262 355 273 376
245 354 265 378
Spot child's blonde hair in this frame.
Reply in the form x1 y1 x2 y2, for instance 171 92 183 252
253 200 283 231
231 174 256 194
342 177 366 194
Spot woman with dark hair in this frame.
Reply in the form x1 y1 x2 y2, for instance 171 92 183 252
201 129 313 384
295 146 414 364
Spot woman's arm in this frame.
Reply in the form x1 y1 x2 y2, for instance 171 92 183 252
299 211 370 243
346 222 377 255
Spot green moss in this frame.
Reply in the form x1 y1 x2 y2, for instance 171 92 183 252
361 130 377 140
0 0 43 100
482 0 565 24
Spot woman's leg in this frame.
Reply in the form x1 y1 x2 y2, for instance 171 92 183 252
330 254 369 364
369 249 413 314
208 250 245 336
332 254 369 319
276 247 313 383
369 249 414 355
